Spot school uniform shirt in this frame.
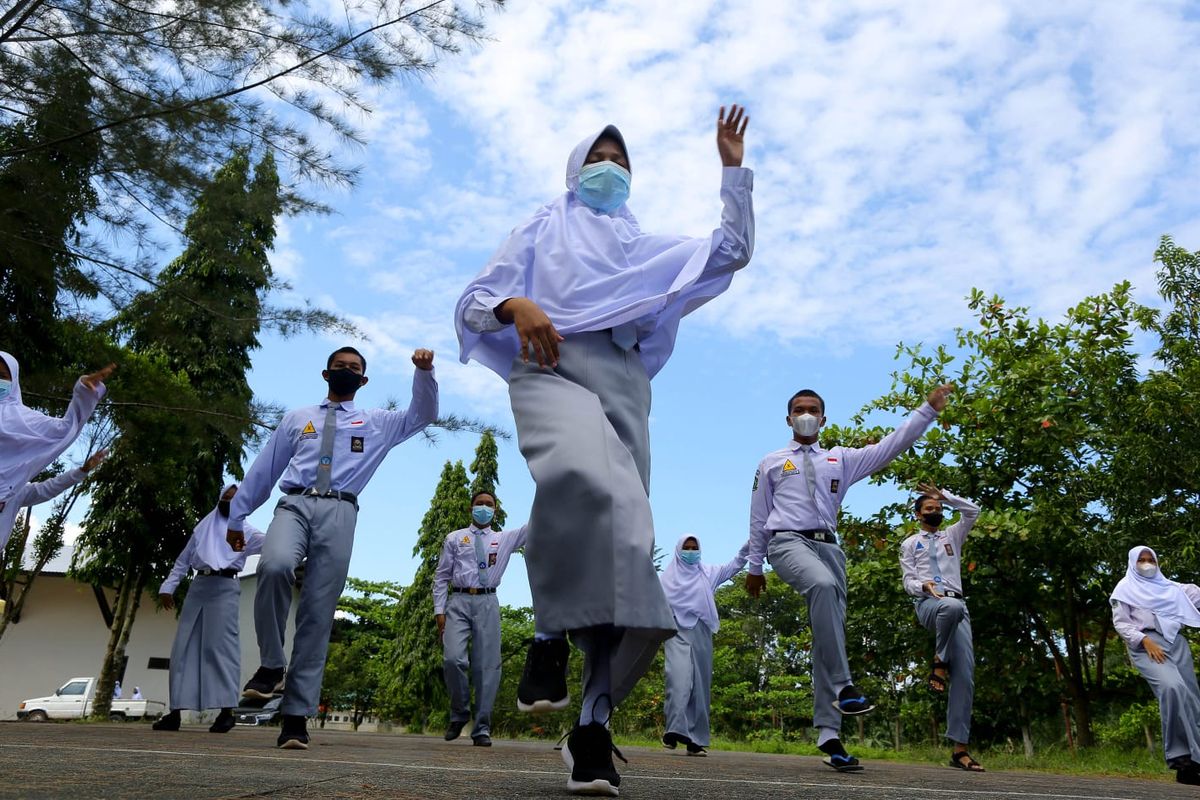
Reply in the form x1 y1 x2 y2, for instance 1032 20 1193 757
455 124 754 382
227 369 438 531
0 350 105 501
432 523 529 615
0 468 89 550
1110 545 1200 647
898 492 981 597
159 511 265 595
746 403 938 575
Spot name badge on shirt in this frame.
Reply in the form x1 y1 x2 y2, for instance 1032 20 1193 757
829 479 839 494
944 543 954 556
350 436 364 453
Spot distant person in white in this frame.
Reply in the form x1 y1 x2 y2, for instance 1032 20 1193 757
659 534 749 757
433 491 528 747
0 351 113 551
154 484 265 734
898 482 983 772
455 105 753 797
1111 546 1200 786
132 687 143 701
113 681 122 700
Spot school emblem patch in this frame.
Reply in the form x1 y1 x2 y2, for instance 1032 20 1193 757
300 420 318 440
944 543 954 556
781 459 798 475
461 536 471 545
829 479 840 493
752 469 760 492
350 436 364 453
488 553 498 567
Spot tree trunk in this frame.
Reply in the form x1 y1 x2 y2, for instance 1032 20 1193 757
1061 701 1076 755
856 714 865 744
91 574 134 720
893 716 901 751
1062 583 1095 747
1018 697 1034 758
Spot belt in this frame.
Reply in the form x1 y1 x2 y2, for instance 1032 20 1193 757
449 587 496 595
285 487 358 504
772 529 839 545
196 568 239 578
940 590 964 599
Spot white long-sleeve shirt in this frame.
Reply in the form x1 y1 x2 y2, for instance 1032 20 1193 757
432 524 528 614
228 368 438 531
898 491 981 597
747 403 938 575
0 468 88 552
1112 584 1200 649
159 517 265 595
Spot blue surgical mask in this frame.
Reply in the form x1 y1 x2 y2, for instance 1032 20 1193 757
577 161 631 213
0 379 10 401
472 505 495 527
679 550 701 565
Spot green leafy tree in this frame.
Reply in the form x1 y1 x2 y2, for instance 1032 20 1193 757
469 430 507 529
385 460 470 726
324 578 403 729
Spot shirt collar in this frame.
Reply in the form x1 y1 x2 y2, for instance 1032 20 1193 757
469 524 492 534
320 398 356 412
787 439 824 454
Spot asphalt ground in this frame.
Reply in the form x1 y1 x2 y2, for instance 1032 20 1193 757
0 722 1193 800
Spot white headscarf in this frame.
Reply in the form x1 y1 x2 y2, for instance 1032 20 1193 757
456 125 743 380
0 351 103 499
1110 545 1200 644
192 484 248 570
659 534 723 632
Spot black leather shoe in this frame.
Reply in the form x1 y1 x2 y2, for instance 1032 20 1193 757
277 714 309 749
152 710 180 731
444 719 467 741
472 734 493 747
209 708 236 733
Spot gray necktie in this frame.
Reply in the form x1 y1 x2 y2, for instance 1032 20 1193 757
314 403 338 494
473 530 490 587
801 445 818 503
926 534 944 590
611 322 638 351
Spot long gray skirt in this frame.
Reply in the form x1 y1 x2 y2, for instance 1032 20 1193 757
663 621 714 745
509 331 676 704
168 574 242 711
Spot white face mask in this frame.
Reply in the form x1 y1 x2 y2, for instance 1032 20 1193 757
1136 562 1158 579
791 412 821 438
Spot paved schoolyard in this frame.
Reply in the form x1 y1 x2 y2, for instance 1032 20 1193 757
0 722 1190 799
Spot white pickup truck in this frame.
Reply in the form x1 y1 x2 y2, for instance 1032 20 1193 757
18 677 166 722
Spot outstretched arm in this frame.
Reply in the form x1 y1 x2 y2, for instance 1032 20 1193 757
841 385 953 486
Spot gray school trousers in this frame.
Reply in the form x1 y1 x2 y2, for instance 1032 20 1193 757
767 533 850 731
443 591 501 738
915 595 975 744
255 494 357 716
1130 631 1200 765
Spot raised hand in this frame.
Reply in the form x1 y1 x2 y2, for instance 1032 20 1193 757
81 363 116 391
412 349 435 371
916 481 945 502
746 572 766 598
927 383 955 412
717 104 750 167
82 449 109 473
227 528 245 552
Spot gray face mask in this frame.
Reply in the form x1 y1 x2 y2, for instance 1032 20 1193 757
791 413 820 437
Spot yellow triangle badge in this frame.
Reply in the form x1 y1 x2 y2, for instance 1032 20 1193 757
782 459 796 473
301 421 316 435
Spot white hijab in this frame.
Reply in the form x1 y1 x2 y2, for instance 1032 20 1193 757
1110 545 1200 644
192 484 247 570
0 351 102 499
659 534 722 632
456 125 739 380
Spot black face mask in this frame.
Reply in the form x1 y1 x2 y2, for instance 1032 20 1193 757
217 499 231 517
326 368 363 396
922 511 944 528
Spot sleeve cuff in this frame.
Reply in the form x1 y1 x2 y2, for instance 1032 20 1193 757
721 166 753 188
748 564 764 576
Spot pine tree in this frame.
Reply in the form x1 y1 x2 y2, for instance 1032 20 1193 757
73 151 283 719
468 430 507 530
385 460 471 727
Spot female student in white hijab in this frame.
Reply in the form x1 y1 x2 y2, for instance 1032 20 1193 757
455 106 753 797
1111 546 1200 785
154 484 265 733
0 351 114 551
659 534 750 757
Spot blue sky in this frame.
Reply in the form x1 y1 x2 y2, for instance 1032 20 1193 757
47 1 1200 609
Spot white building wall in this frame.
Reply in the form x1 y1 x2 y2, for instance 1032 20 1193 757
0 568 296 721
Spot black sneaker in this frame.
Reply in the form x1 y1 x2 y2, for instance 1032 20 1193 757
242 666 285 700
277 715 309 750
152 710 180 731
472 734 493 747
686 743 708 757
562 722 625 796
444 719 467 741
209 708 235 734
832 685 876 716
1176 760 1200 785
661 731 687 750
517 637 570 713
818 737 863 772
